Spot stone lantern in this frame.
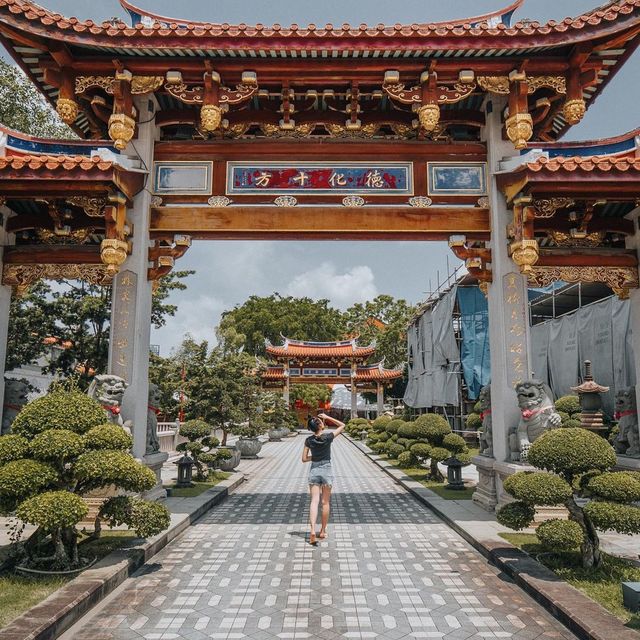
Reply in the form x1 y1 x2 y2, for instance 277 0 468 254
175 453 195 488
443 456 465 490
571 360 610 433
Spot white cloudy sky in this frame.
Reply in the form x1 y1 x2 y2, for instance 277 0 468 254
8 1 639 354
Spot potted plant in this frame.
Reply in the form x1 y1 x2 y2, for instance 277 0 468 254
0 388 171 574
177 419 222 480
216 446 239 471
229 384 268 458
263 392 292 441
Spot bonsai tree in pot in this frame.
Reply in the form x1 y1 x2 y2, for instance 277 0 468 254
0 388 170 572
496 427 640 568
229 381 268 458
262 392 292 441
177 419 222 481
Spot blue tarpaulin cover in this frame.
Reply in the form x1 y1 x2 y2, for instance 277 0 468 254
457 287 491 400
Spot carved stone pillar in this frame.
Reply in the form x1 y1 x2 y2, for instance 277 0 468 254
483 97 533 506
625 209 640 460
376 383 384 415
283 363 291 405
108 97 167 497
0 203 13 428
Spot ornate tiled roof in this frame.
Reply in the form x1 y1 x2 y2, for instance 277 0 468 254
0 154 115 172
261 364 402 382
0 0 637 43
266 338 376 359
519 155 640 173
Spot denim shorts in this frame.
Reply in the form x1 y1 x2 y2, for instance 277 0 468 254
308 460 333 487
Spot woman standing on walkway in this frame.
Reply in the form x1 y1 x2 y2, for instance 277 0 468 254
301 412 345 545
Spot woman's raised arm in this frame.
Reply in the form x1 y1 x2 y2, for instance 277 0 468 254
318 413 345 437
301 445 312 463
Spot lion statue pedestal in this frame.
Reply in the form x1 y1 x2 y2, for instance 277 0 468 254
472 385 498 511
614 387 640 459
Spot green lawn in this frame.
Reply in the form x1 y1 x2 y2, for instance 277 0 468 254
0 531 139 630
166 472 231 498
500 532 640 629
384 459 476 500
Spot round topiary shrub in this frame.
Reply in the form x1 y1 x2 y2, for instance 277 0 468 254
385 419 404 435
0 434 30 464
370 442 386 454
583 501 640 535
387 443 405 459
564 419 582 429
372 415 392 432
410 443 432 460
554 395 581 416
413 413 451 443
83 424 133 451
443 433 466 454
429 446 450 463
503 471 573 506
397 450 418 468
496 501 535 530
0 459 57 503
527 428 616 480
99 495 172 539
75 450 156 493
465 413 482 430
588 472 640 503
556 411 570 424
30 430 85 463
17 490 88 534
179 419 212 441
377 432 390 442
396 437 414 449
12 391 105 438
536 519 584 551
202 436 220 449
397 422 416 439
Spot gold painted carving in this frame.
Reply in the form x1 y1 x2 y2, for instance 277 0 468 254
37 229 94 245
200 104 223 132
66 196 108 218
505 112 533 150
477 76 510 95
526 76 566 94
478 281 489 296
528 266 639 300
417 103 440 132
547 230 606 248
165 81 258 106
3 263 112 295
262 123 316 138
224 123 251 138
532 197 575 219
381 83 422 104
164 81 203 104
56 98 79 124
563 98 586 125
437 82 477 104
75 75 163 95
510 239 540 274
100 239 129 276
108 113 136 150
324 122 379 138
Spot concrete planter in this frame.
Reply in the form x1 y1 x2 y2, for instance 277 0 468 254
217 446 241 471
236 437 263 459
268 427 289 441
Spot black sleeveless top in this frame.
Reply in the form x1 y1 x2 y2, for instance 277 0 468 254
305 432 335 462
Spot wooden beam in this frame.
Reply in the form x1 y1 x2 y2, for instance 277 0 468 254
150 205 490 240
537 250 637 268
3 245 102 265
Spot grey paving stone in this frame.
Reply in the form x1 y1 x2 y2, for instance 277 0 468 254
67 436 578 640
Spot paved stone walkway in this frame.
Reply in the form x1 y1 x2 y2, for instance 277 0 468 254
65 435 576 640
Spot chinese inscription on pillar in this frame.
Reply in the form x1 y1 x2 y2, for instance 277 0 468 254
503 272 529 388
111 270 137 382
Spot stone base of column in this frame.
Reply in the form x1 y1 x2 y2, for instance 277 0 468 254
615 455 640 472
471 455 497 512
142 451 169 501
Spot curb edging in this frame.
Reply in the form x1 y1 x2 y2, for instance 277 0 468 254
0 473 245 640
345 435 639 640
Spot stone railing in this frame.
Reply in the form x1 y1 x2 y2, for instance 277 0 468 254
157 421 183 454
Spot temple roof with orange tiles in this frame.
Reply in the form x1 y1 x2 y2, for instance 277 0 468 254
265 338 376 361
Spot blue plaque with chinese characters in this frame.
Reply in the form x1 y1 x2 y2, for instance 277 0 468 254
226 162 413 195
427 162 487 196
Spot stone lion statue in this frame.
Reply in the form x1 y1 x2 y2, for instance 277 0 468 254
614 387 640 458
509 379 561 462
477 385 493 457
87 374 131 436
146 382 161 455
1 378 30 435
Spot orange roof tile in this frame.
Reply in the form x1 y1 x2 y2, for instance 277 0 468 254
266 339 376 359
0 0 638 43
0 154 115 172
522 155 640 173
260 365 403 381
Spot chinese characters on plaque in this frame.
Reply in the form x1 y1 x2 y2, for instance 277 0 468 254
226 162 413 195
111 270 137 382
503 272 529 388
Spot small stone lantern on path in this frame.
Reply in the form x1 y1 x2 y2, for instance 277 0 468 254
175 453 195 488
571 360 610 433
443 456 465 490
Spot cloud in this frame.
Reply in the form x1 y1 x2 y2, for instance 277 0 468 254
285 262 378 309
151 294 227 356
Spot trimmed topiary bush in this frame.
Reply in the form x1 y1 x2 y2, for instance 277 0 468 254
387 443 405 459
498 427 640 568
465 413 482 430
443 433 466 454
100 495 172 539
536 519 583 551
397 422 416 439
554 395 581 417
178 419 222 480
0 389 170 571
385 419 404 435
397 450 418 468
370 441 386 454
410 442 431 461
372 415 392 432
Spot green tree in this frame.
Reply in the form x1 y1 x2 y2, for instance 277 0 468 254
0 59 71 138
343 295 414 369
497 428 640 568
6 271 193 382
217 294 344 356
290 384 332 409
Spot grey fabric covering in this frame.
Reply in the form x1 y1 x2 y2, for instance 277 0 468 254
532 297 636 416
404 287 460 408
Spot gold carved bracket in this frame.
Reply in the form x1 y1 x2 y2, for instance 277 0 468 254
75 75 164 95
3 264 112 296
164 81 259 106
66 196 108 218
528 266 639 299
478 75 566 96
547 230 606 248
148 235 192 284
532 197 575 219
